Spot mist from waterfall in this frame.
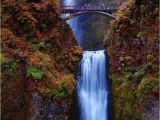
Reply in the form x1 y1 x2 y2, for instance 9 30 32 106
77 50 108 120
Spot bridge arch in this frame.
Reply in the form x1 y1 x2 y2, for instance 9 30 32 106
62 11 116 21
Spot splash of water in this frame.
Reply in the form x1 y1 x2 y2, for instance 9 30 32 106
78 50 108 120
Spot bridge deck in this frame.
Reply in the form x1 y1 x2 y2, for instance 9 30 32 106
62 9 118 13
62 5 118 13
61 4 118 20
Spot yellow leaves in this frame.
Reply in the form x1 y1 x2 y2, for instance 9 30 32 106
29 51 51 66
117 13 128 21
0 53 12 63
1 0 81 103
119 56 125 62
147 54 153 61
36 74 75 98
115 8 129 21
44 69 56 81
119 0 135 10
55 74 75 95
72 45 82 55
115 0 135 21
37 87 53 96
138 76 159 95
109 20 116 27
141 27 157 42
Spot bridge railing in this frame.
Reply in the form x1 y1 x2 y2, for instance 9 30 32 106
62 4 118 11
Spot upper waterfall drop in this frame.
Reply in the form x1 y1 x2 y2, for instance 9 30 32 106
78 50 109 120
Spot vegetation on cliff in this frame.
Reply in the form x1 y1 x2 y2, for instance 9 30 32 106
105 0 159 119
1 0 82 119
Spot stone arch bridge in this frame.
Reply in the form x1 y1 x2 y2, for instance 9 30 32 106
61 3 118 20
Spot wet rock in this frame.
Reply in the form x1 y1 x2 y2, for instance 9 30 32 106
29 92 68 120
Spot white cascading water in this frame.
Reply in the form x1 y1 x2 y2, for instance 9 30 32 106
78 50 108 120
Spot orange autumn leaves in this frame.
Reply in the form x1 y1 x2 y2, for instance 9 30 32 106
1 0 82 99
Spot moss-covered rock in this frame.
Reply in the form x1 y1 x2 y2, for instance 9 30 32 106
106 0 159 119
1 0 82 119
138 76 159 96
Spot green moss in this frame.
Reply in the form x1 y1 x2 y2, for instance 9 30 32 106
71 56 80 62
138 76 159 95
0 53 12 64
31 41 52 53
110 67 145 85
115 36 123 47
26 66 44 81
38 87 52 95
39 24 47 30
8 62 17 76
123 104 133 117
68 56 81 74
125 66 145 75
111 73 141 120
37 83 69 99
31 51 52 66
110 73 132 85
121 82 135 100
106 0 158 119
53 83 68 99
2 60 18 76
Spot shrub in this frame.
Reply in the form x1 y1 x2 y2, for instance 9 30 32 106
125 66 145 75
138 77 159 95
53 83 68 99
38 87 53 97
26 66 44 81
29 51 51 66
1 60 17 76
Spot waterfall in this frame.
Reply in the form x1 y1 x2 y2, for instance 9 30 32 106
78 50 108 120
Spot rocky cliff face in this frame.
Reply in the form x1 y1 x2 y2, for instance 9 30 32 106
1 0 82 120
105 0 159 119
